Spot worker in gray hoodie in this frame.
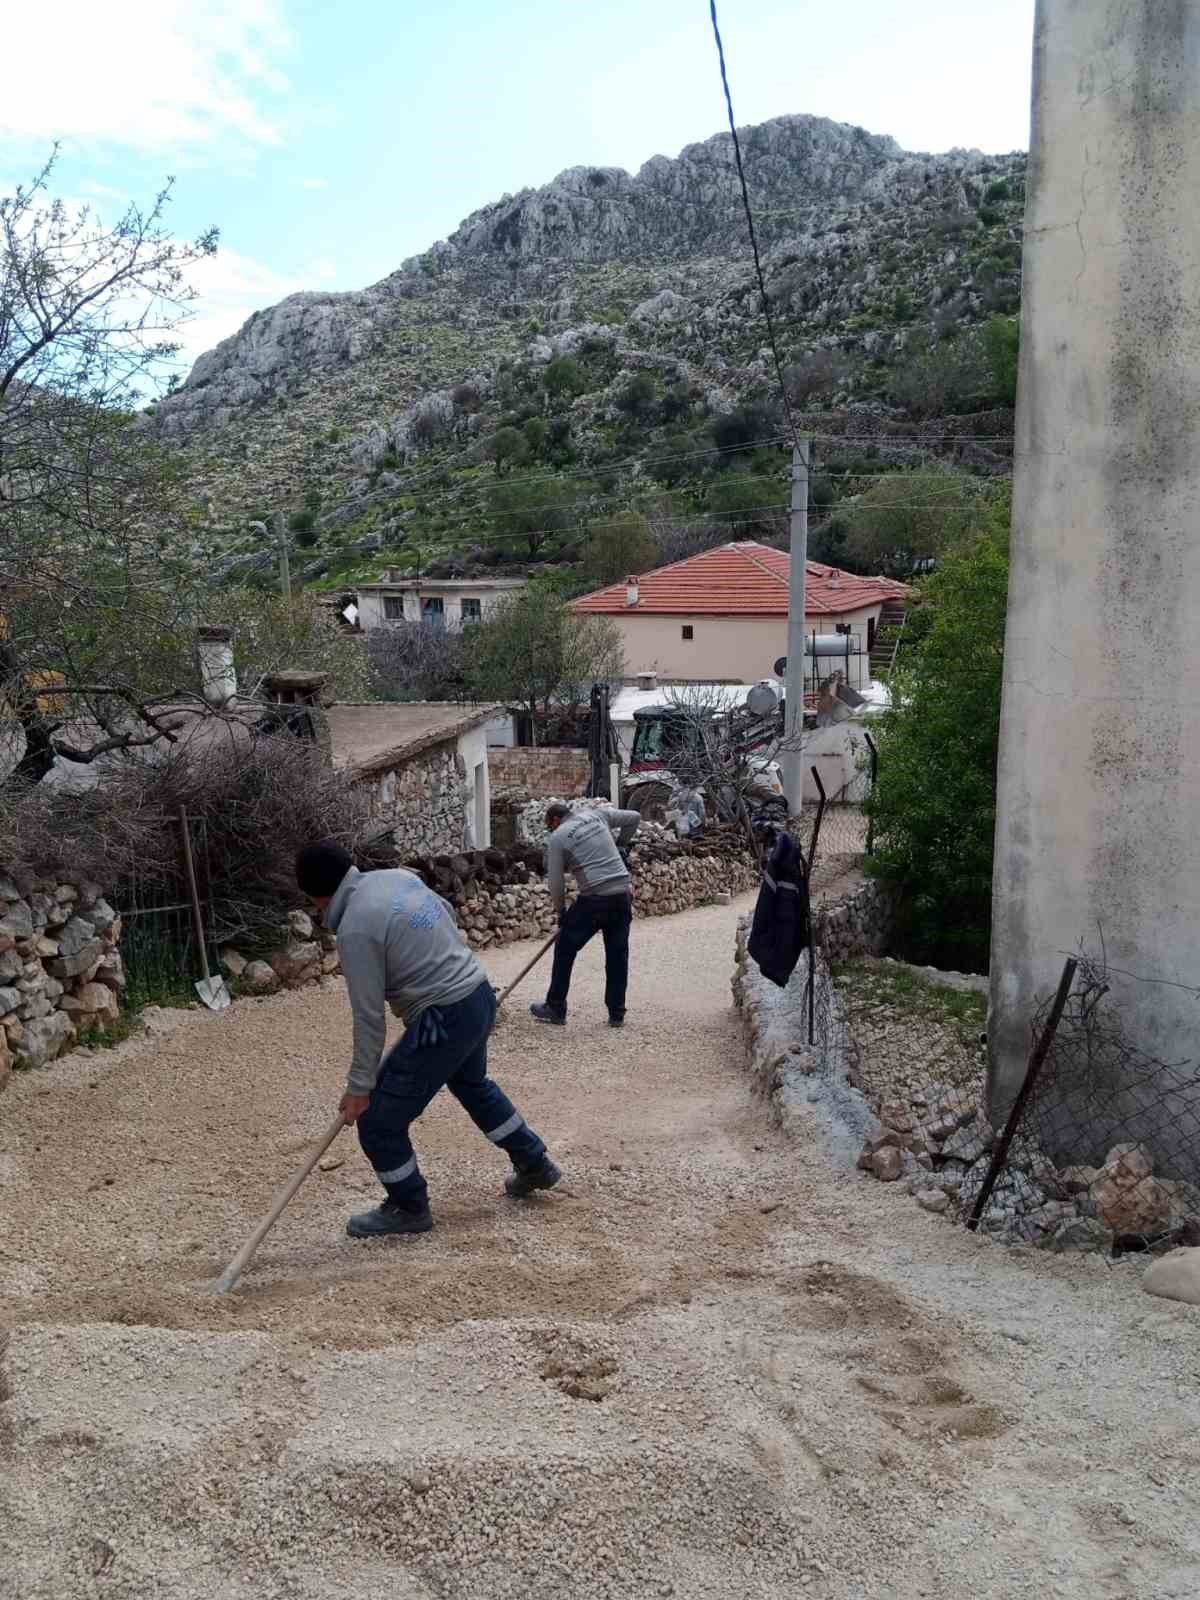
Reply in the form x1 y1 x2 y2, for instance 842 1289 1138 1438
296 841 561 1238
530 800 640 1028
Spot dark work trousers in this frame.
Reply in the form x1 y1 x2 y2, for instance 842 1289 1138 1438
356 979 547 1207
545 892 633 1019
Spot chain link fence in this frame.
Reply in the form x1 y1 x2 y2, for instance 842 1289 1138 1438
835 941 1200 1258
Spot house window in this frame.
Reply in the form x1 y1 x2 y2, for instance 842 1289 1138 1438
421 597 445 629
461 597 482 624
681 625 694 641
383 595 405 621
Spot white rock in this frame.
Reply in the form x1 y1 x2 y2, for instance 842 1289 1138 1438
1142 1247 1200 1306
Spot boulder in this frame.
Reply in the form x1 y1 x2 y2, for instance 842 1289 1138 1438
1103 1143 1154 1183
220 947 248 978
94 952 126 992
1045 1216 1114 1254
14 1010 76 1069
1142 1247 1200 1306
941 1123 992 1166
287 909 315 940
242 960 281 995
0 1037 10 1093
56 916 99 958
916 1189 949 1214
871 1147 905 1183
270 940 321 985
88 898 119 933
47 939 103 980
74 983 121 1023
0 985 21 1015
0 902 34 941
1091 1172 1173 1237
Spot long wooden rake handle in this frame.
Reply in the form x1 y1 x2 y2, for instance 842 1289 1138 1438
494 931 558 1011
215 1114 346 1294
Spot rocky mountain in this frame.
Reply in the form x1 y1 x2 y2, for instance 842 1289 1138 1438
146 113 1025 587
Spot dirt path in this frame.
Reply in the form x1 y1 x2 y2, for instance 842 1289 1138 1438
2 898 1198 1599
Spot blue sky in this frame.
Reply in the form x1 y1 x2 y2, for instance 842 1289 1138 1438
0 0 1036 376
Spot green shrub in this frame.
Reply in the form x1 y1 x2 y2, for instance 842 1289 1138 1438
865 510 1010 969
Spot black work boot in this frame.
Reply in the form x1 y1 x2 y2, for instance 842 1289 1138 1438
529 1002 566 1026
505 1156 563 1199
608 1013 625 1028
346 1199 434 1238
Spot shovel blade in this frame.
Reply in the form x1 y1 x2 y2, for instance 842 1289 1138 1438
195 976 231 1011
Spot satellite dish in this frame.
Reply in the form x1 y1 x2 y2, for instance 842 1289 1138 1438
746 682 780 717
773 656 787 677
341 603 360 626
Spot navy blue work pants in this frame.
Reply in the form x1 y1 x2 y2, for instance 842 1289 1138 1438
356 979 547 1206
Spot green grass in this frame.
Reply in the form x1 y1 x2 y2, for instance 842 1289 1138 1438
831 957 987 1043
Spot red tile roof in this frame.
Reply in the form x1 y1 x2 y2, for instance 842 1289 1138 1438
572 541 910 617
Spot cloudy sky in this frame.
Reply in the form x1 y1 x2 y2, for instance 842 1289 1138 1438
0 0 1036 378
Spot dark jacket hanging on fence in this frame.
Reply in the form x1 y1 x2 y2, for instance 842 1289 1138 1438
748 832 810 987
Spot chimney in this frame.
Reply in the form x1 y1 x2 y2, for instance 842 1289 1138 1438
262 670 332 765
635 670 658 692
625 574 640 607
197 625 237 707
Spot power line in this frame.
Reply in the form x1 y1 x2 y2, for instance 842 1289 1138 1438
707 0 801 448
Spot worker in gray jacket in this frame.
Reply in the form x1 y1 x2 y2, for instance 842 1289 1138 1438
530 800 640 1029
296 841 561 1238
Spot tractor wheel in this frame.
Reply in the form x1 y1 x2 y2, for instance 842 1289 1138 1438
626 783 672 824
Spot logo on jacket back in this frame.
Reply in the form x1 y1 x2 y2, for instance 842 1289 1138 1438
391 880 445 931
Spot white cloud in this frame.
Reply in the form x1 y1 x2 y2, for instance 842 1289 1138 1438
167 246 339 376
0 1 290 154
79 180 131 201
173 248 305 372
295 176 327 191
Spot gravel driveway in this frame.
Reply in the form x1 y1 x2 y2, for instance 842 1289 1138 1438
1 896 1197 1599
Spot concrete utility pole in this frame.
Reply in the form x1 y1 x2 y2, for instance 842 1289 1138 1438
782 439 810 817
989 1 1200 1145
276 512 292 604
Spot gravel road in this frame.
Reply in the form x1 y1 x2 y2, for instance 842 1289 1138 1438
1 896 1198 1599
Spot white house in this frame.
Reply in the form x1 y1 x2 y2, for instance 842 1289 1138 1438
355 575 529 631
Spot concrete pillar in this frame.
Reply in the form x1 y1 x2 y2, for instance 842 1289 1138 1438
990 1 1200 1120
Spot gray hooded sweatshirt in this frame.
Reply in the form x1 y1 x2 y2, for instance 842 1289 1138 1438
325 866 486 1095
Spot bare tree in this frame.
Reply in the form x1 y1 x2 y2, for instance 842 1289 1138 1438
648 683 792 826
366 620 471 703
0 154 219 787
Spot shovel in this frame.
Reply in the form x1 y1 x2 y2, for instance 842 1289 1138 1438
491 930 558 1028
179 805 231 1011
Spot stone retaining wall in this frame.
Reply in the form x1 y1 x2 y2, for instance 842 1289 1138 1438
458 845 758 949
0 871 126 1091
812 878 899 963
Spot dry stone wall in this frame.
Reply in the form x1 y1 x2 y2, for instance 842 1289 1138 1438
357 740 470 857
0 871 126 1092
812 879 899 963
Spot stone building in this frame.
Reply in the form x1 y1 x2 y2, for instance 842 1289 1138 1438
327 702 501 854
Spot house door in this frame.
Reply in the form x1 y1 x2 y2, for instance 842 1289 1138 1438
867 616 876 654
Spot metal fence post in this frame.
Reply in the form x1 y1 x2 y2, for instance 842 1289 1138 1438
967 957 1078 1232
863 731 878 856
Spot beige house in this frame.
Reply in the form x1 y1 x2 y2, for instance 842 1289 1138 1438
356 575 528 631
572 541 909 686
